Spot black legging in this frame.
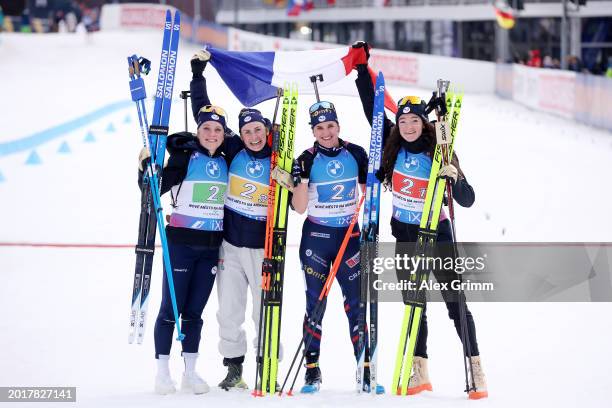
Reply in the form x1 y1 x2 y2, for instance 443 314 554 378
394 219 479 359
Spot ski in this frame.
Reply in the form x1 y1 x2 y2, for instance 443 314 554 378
128 9 182 345
356 71 385 394
391 82 464 395
254 83 298 396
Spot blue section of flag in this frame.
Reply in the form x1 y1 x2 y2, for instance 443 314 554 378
208 47 277 107
124 114 132 123
0 170 5 182
25 150 42 165
106 123 116 132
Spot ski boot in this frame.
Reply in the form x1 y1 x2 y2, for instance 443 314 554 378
407 356 433 395
300 362 322 394
219 357 248 391
467 356 488 400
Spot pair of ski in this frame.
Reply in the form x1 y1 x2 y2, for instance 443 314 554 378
127 10 183 344
253 83 299 396
355 71 386 394
391 82 467 395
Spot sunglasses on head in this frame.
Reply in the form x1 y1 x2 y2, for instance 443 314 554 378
309 101 335 114
199 105 227 118
397 96 423 106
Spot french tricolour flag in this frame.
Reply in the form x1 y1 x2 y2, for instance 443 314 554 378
207 46 396 113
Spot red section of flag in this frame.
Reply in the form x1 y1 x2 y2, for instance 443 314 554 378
287 4 301 16
368 66 397 114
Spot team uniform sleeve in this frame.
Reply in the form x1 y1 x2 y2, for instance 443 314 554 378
189 76 212 120
452 177 475 208
223 134 245 163
160 151 190 196
346 143 369 184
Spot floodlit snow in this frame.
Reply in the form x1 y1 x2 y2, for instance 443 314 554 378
1 31 611 407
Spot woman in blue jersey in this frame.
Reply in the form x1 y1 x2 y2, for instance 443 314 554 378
273 99 377 394
138 104 229 395
353 43 488 399
189 49 280 391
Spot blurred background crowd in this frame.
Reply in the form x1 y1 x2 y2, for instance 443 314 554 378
1 0 611 76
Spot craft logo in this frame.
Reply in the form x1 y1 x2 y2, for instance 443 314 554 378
326 160 344 178
345 252 360 268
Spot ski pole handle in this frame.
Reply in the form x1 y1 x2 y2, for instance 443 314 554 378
310 74 324 102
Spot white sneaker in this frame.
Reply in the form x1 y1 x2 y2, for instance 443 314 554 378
155 372 177 395
182 371 210 394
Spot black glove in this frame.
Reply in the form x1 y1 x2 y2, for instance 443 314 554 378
352 40 370 61
295 153 314 181
190 49 211 79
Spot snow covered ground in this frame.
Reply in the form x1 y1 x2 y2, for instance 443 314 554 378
1 31 611 407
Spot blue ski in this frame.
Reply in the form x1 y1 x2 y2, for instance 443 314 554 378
128 9 183 345
356 71 385 394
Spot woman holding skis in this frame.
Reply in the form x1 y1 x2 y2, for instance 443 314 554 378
352 42 487 399
189 50 282 391
137 102 229 394
272 96 382 394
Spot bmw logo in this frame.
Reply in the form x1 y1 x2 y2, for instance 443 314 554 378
326 160 344 178
305 249 312 257
206 161 221 178
318 115 326 122
246 160 264 178
244 116 252 122
402 107 411 113
211 114 219 120
211 266 217 275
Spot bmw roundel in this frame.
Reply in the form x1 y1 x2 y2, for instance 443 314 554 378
326 159 344 178
246 160 264 178
206 161 221 178
403 157 419 172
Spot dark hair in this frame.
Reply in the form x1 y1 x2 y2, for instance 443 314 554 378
380 120 464 190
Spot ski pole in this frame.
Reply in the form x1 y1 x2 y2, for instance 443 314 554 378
180 90 190 132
